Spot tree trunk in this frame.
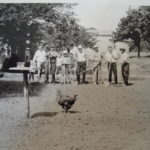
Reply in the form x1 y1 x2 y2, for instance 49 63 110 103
134 34 141 58
137 44 141 57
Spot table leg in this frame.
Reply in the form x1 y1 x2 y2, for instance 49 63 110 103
23 72 30 118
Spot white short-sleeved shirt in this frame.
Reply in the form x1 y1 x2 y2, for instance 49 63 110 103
76 52 86 62
61 56 70 65
120 52 129 63
105 50 120 63
92 52 102 62
33 50 46 63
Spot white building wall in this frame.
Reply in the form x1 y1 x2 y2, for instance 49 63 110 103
97 35 112 52
114 41 130 52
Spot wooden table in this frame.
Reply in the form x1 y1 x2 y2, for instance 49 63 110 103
9 67 36 118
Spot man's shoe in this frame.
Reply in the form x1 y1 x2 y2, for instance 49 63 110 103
0 74 4 78
45 81 49 84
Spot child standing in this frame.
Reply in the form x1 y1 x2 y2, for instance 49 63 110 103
61 49 70 84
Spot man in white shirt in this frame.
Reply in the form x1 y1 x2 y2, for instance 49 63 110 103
33 44 46 81
120 48 129 85
105 46 119 84
75 45 87 84
89 47 102 84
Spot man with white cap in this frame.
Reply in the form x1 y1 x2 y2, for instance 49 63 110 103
75 45 87 84
120 48 130 85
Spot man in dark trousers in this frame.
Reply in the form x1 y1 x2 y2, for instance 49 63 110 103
105 46 119 84
49 47 57 83
120 48 130 85
75 45 87 84
44 46 50 84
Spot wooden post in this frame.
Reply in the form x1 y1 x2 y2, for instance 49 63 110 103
23 72 30 118
64 65 66 84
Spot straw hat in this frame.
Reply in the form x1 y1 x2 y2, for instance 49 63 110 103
119 48 126 52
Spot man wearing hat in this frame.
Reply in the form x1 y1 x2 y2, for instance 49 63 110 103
92 46 102 84
120 48 129 85
75 45 87 84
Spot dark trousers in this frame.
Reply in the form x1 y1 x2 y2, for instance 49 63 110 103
50 62 56 83
76 62 86 83
122 62 129 85
29 73 34 81
44 61 50 83
108 62 118 84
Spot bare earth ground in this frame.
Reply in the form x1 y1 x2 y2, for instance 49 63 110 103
0 52 150 150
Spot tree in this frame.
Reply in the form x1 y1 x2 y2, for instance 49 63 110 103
114 6 150 57
0 3 97 61
73 26 97 48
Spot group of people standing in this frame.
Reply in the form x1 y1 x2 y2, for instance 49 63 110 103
75 44 130 86
76 44 130 86
28 43 74 84
26 42 130 86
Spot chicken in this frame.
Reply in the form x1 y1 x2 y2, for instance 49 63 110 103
56 90 78 113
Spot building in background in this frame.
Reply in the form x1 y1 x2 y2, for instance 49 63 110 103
115 39 132 52
97 30 113 52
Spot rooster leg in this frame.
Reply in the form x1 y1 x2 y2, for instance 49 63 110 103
63 106 68 113
62 109 66 113
64 108 68 113
65 109 68 113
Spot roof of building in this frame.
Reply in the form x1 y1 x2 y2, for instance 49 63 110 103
99 30 113 36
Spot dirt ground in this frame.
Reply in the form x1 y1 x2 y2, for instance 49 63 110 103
0 52 150 150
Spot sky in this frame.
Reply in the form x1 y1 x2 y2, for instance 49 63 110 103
72 0 149 32
74 4 139 32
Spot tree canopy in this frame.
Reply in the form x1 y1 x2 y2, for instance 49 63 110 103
0 3 97 60
114 6 150 57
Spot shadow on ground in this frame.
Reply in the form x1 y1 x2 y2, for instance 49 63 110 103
30 112 59 118
30 110 81 118
69 110 81 113
0 81 46 98
130 55 150 58
130 76 146 81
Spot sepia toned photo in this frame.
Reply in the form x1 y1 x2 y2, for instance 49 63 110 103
0 1 150 150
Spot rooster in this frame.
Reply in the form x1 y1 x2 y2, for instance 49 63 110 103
56 90 78 113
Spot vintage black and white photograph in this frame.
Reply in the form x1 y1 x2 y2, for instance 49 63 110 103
0 1 150 150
